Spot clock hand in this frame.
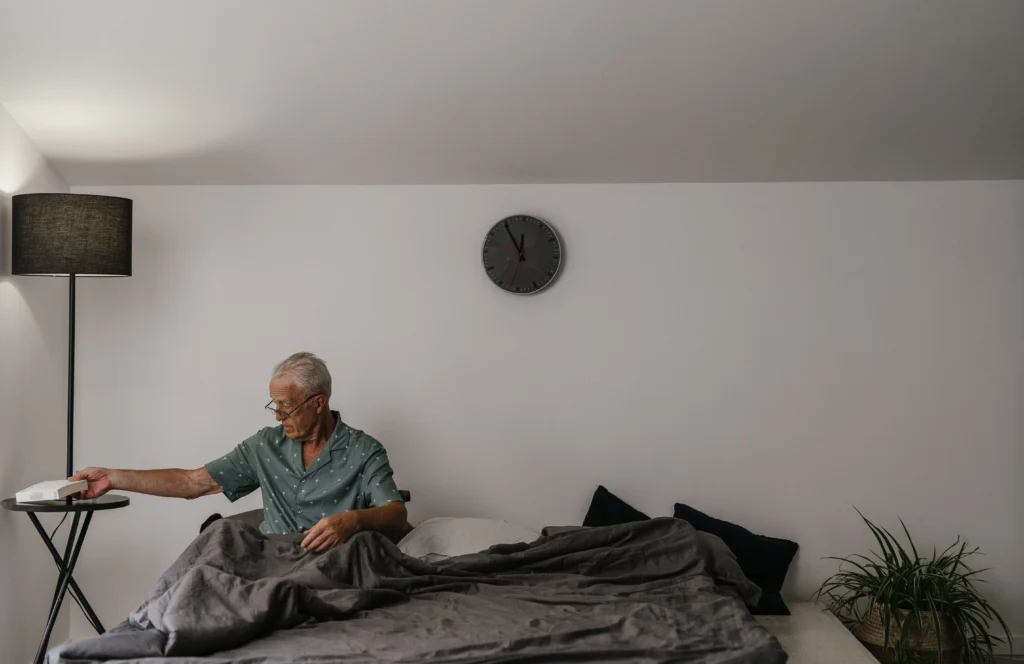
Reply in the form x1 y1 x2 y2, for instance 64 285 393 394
509 241 525 287
504 223 522 253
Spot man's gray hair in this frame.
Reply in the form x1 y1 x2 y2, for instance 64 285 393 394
272 352 332 399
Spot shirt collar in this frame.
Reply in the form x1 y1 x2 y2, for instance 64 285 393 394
327 411 345 441
301 411 347 476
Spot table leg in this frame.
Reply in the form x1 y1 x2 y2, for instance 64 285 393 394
44 513 80 631
33 511 94 664
26 512 105 634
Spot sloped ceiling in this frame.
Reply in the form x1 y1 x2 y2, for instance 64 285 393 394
1 0 1022 184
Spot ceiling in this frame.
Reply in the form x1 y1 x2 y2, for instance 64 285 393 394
1 0 1022 185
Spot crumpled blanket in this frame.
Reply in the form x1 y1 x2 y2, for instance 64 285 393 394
51 517 787 664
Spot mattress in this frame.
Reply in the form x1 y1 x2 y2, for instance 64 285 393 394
757 603 878 664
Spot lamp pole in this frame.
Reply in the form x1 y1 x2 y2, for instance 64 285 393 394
66 274 76 480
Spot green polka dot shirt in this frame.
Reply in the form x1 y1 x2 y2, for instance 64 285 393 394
205 412 405 535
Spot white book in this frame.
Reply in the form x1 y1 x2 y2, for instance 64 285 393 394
16 480 88 502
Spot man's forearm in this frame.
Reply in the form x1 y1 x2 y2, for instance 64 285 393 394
109 468 222 499
350 501 410 539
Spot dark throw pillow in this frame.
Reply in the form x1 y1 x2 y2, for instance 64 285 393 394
674 502 798 616
199 513 223 533
582 485 650 527
697 532 763 608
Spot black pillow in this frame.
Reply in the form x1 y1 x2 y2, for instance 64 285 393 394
674 502 798 615
199 513 223 533
582 485 650 527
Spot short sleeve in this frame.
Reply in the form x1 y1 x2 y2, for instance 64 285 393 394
205 435 260 502
360 446 405 508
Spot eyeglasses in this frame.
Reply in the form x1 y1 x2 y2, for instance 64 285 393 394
265 393 321 419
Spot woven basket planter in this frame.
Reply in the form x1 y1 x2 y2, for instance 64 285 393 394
854 604 962 664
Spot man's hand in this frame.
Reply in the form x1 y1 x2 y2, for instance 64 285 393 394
70 467 116 499
301 511 361 553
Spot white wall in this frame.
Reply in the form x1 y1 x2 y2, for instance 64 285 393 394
69 182 1024 645
0 105 72 661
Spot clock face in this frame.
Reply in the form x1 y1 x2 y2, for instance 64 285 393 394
482 215 562 294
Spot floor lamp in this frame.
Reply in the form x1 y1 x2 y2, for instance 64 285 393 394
12 193 132 479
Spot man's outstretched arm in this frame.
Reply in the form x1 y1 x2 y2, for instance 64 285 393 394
70 466 223 500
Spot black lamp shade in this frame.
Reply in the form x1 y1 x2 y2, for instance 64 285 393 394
12 193 132 276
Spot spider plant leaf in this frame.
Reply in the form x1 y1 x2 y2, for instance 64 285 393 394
960 613 994 658
956 567 992 581
935 539 962 561
832 556 877 578
922 592 944 663
898 516 919 563
880 523 913 567
896 607 915 652
857 508 900 564
881 601 893 652
877 525 905 566
987 605 1013 653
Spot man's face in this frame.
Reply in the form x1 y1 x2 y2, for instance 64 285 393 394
268 376 321 440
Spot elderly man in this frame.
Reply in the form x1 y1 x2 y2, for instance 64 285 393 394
71 352 409 552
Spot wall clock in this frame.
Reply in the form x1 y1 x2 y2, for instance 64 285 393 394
482 215 562 294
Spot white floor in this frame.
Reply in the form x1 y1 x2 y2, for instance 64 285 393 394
757 603 877 664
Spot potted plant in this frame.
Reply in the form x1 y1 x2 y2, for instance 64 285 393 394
814 510 1011 664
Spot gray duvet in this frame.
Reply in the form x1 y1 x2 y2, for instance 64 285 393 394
50 517 786 664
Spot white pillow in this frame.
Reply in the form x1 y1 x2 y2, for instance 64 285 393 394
398 517 540 559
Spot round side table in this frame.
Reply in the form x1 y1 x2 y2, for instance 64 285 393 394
2 494 129 664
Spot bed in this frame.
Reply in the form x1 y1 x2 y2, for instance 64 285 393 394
48 513 880 664
52 517 789 663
